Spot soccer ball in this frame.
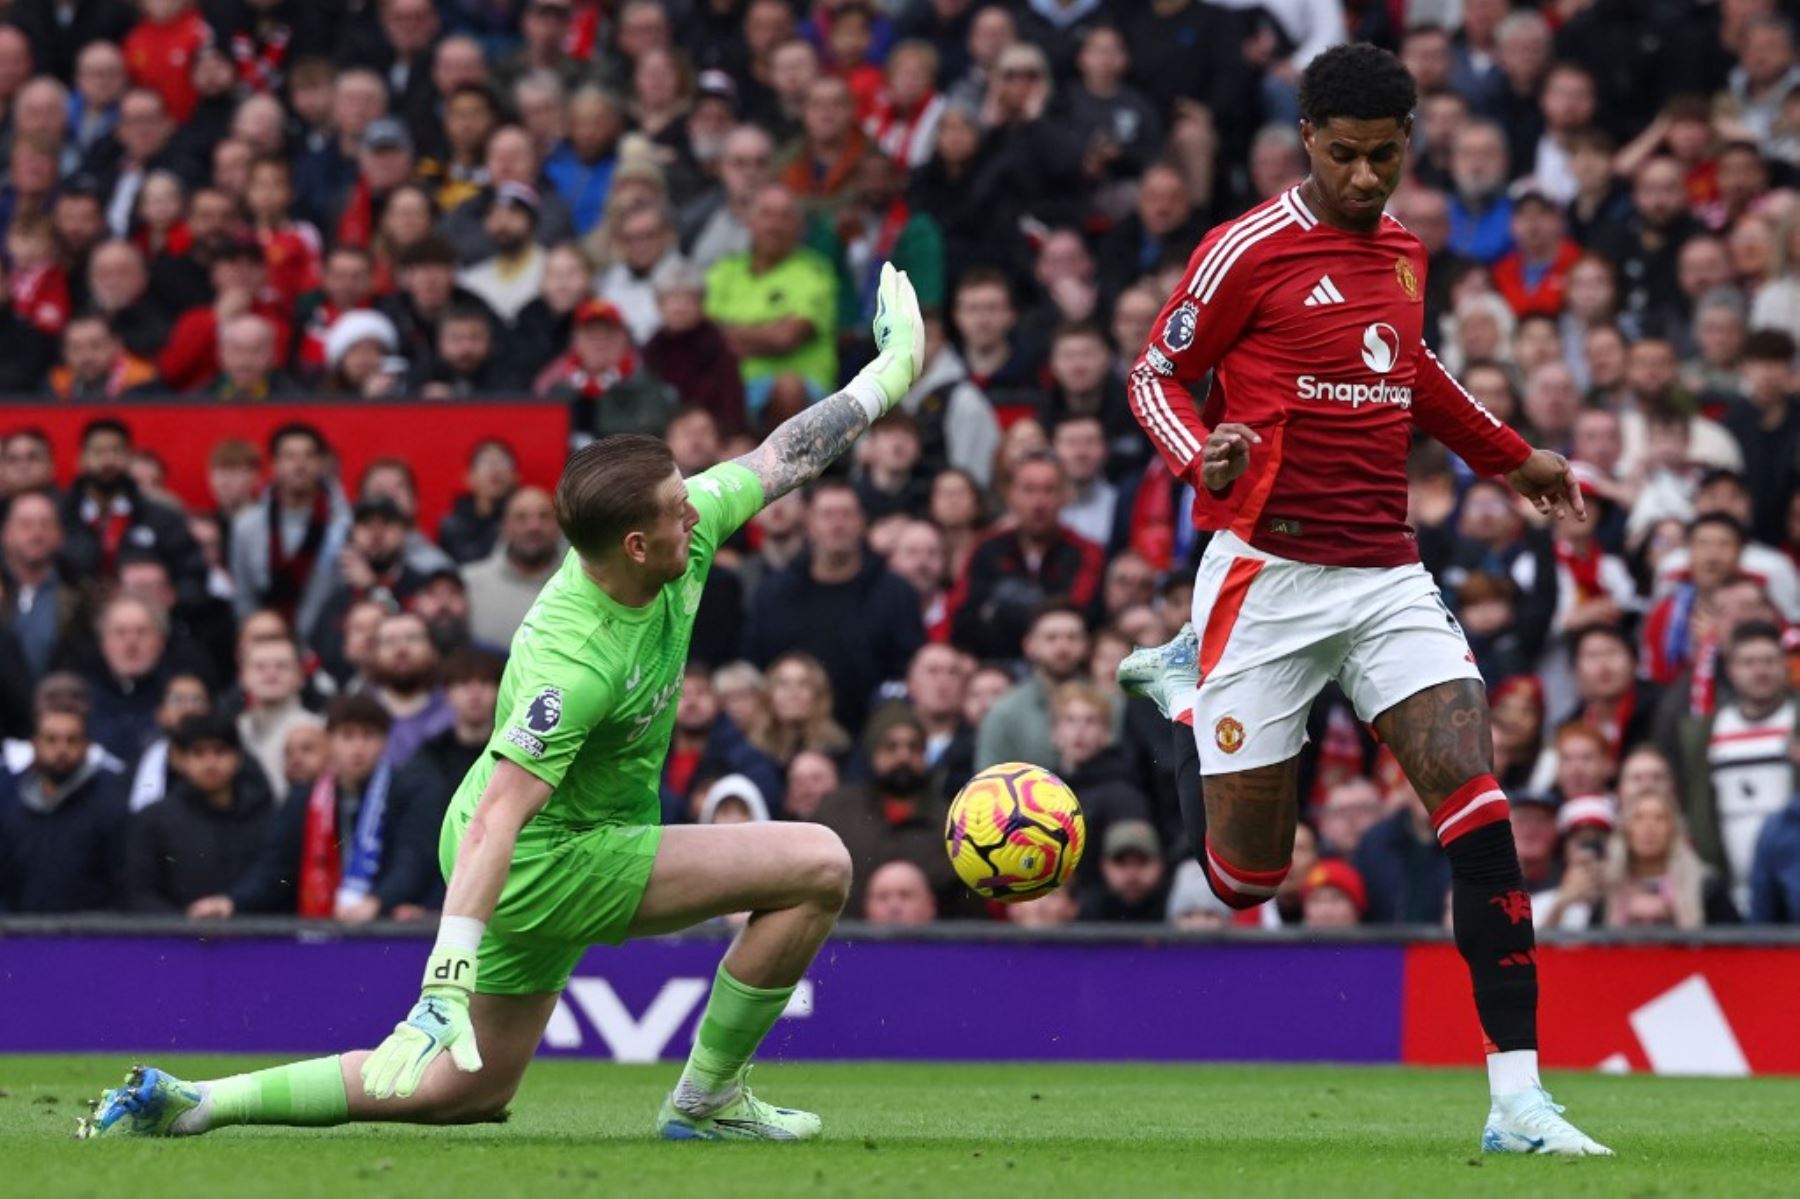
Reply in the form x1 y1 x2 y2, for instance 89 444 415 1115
944 762 1085 902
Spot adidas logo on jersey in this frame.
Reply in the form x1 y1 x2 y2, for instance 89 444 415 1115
1303 275 1346 307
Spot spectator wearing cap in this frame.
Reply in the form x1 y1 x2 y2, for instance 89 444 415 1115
863 859 937 925
1300 859 1367 929
329 116 419 251
463 486 563 648
442 126 578 264
1080 819 1168 923
536 298 679 440
305 494 430 671
642 257 748 436
1678 621 1796 909
598 205 683 343
457 181 547 323
1493 180 1582 319
123 712 275 913
0 692 129 912
209 315 300 401
50 312 159 401
680 68 744 194
1534 794 1616 930
157 235 294 393
322 308 406 397
1725 329 1800 546
816 703 966 916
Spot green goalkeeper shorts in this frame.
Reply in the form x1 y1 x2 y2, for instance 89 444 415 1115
438 812 663 996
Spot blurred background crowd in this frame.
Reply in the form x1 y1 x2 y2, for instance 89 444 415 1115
0 0 1796 933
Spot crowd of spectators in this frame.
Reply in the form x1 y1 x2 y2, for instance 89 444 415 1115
0 0 1796 932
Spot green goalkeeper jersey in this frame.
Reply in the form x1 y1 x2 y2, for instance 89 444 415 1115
446 461 764 831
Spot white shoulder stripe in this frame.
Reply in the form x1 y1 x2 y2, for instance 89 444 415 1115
1198 211 1292 303
1187 203 1288 300
1280 186 1318 229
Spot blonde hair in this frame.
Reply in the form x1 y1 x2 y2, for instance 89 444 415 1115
746 651 850 763
1604 790 1709 929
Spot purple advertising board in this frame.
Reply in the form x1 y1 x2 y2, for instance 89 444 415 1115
0 936 1404 1063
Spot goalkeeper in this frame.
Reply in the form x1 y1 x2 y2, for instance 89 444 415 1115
82 264 927 1144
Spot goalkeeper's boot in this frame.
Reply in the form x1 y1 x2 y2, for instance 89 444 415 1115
657 1073 822 1142
1482 1087 1614 1156
77 1065 202 1138
1117 621 1198 721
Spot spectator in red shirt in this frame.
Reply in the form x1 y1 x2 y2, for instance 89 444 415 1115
1493 178 1582 318
247 157 324 312
158 236 293 392
6 215 70 337
123 0 211 123
948 450 1104 662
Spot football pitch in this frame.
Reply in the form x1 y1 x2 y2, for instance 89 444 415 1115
7 1057 1799 1197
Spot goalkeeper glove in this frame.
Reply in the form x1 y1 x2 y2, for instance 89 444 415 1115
849 261 925 418
361 946 484 1100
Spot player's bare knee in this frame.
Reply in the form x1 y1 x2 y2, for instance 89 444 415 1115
804 826 853 909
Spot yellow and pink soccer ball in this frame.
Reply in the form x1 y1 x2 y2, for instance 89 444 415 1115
945 762 1085 902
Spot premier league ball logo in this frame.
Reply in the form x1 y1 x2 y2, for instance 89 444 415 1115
1163 301 1198 353
526 687 564 735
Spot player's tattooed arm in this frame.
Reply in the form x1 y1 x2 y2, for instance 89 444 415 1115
733 388 872 502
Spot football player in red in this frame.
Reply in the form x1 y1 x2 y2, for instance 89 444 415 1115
1120 43 1610 1157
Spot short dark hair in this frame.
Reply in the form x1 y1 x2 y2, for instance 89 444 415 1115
1051 319 1108 348
442 300 493 330
1743 328 1795 362
1568 623 1635 664
268 421 328 458
1027 598 1087 635
1728 620 1785 657
398 235 458 270
1689 512 1748 544
80 417 131 448
554 434 677 560
171 711 242 753
440 646 505 687
326 692 393 735
1299 42 1418 127
954 267 1012 303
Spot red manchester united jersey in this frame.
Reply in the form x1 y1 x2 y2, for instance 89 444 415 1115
1128 185 1531 568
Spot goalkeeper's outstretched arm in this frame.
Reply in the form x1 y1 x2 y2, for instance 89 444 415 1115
734 261 924 503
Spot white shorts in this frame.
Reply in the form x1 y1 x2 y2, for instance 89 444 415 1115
1187 531 1482 775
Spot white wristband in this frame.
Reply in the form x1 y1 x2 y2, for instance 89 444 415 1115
845 373 888 422
435 915 486 954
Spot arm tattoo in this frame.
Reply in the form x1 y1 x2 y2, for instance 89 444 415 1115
732 387 873 502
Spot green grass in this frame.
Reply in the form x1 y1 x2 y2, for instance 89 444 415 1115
5 1056 1800 1197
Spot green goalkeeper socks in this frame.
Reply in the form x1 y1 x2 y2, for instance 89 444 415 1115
677 964 796 1100
203 1056 350 1129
